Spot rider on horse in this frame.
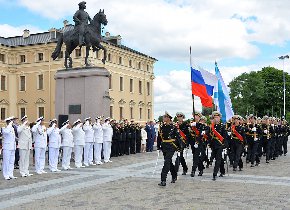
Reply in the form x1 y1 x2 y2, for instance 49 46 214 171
73 1 92 47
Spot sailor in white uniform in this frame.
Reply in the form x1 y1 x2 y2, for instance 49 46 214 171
93 117 103 165
31 117 47 174
60 120 74 170
72 119 85 168
102 118 113 163
47 119 62 172
2 117 17 180
83 117 95 166
17 115 33 177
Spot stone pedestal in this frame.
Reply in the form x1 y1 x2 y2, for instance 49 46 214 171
55 67 110 123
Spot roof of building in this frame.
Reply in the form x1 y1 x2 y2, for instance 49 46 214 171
0 25 157 61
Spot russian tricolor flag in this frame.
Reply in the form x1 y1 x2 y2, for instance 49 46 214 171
191 67 217 108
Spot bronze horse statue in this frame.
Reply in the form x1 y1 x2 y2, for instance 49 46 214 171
51 9 108 68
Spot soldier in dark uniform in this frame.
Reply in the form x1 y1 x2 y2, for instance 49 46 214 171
157 111 181 187
260 116 274 163
129 120 136 154
124 120 130 155
175 112 189 175
231 115 246 171
73 1 92 47
135 123 142 153
208 111 227 181
245 114 262 167
119 122 126 156
111 121 119 157
198 116 210 176
282 120 289 156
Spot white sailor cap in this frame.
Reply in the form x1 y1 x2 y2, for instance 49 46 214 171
21 115 28 121
84 117 91 121
62 120 70 127
73 119 81 126
104 117 110 122
49 118 57 126
36 116 44 122
4 116 14 122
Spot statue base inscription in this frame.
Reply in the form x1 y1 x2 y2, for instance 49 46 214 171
55 67 110 123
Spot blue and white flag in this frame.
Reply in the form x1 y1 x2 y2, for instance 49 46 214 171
214 62 234 122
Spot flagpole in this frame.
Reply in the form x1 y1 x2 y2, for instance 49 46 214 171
190 46 196 120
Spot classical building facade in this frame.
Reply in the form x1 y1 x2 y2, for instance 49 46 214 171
0 23 156 125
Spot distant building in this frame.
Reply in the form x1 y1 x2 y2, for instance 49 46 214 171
0 22 156 125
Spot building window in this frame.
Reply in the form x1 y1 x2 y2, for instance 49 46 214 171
0 107 6 120
120 76 124 91
138 62 141 70
147 64 149 71
20 107 26 119
130 107 134 119
1 75 6 91
129 60 132 67
109 75 112 90
119 107 123 120
0 53 5 63
139 80 142 94
130 78 133 93
119 57 122 65
147 82 150 95
108 53 111 62
38 53 44 61
20 55 26 63
148 109 151 119
139 108 142 120
58 51 64 59
75 49 81 57
110 106 113 119
20 75 26 91
37 74 44 90
38 106 45 118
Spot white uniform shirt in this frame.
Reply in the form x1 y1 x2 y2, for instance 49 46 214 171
83 123 94 143
59 125 74 148
141 128 147 140
17 123 32 150
102 123 113 142
72 124 85 146
47 125 61 148
93 123 103 143
31 123 47 148
2 124 16 150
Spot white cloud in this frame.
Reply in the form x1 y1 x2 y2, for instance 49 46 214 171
0 24 42 37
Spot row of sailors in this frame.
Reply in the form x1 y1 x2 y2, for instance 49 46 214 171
1 115 114 180
157 111 289 186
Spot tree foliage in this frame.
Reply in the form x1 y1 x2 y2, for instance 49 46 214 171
228 66 290 120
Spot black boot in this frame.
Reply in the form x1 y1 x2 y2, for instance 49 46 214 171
182 170 187 175
158 181 166 186
190 171 195 177
198 171 203 176
233 168 237 171
250 164 254 167
239 168 242 171
212 174 216 181
171 177 177 183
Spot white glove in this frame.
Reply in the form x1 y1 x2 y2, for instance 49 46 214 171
264 130 268 134
201 131 205 135
177 152 180 156
252 127 257 132
191 122 196 127
157 150 160 156
23 120 28 125
52 123 56 128
227 132 231 136
194 143 198 148
254 138 258 141
223 149 227 155
271 124 274 127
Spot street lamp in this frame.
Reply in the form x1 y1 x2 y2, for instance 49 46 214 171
278 55 289 118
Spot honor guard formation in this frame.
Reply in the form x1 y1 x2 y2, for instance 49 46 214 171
0 116 157 180
157 111 289 186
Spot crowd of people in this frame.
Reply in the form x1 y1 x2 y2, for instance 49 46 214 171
157 111 289 186
0 115 159 180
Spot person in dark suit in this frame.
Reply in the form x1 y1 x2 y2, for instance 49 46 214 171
145 121 155 152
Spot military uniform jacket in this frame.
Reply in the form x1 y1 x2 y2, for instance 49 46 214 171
260 124 274 140
17 123 32 150
47 126 61 148
32 123 47 149
59 125 74 148
2 124 16 150
83 124 94 143
72 124 85 146
157 122 181 152
231 124 246 145
102 123 113 142
245 123 262 143
208 122 227 149
176 121 190 147
188 122 203 146
93 123 103 143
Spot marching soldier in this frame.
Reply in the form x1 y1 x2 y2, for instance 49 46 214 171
17 115 33 177
83 117 95 166
47 119 62 172
175 112 189 175
72 119 86 168
2 117 17 180
59 120 74 170
260 116 274 163
157 111 181 186
198 116 210 176
208 111 227 181
32 117 47 174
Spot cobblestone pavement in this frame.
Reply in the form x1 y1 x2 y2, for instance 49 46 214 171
1 141 290 210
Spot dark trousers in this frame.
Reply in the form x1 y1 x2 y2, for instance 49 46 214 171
118 141 125 155
191 145 200 173
125 141 130 155
146 138 154 152
282 136 288 155
232 140 244 169
265 139 271 161
174 149 188 173
161 150 177 182
136 140 141 153
211 147 224 176
130 138 136 154
248 141 259 164
14 148 19 166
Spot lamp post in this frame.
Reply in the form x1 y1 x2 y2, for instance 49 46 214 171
278 55 289 118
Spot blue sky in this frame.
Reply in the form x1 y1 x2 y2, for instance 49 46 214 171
1 0 290 118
